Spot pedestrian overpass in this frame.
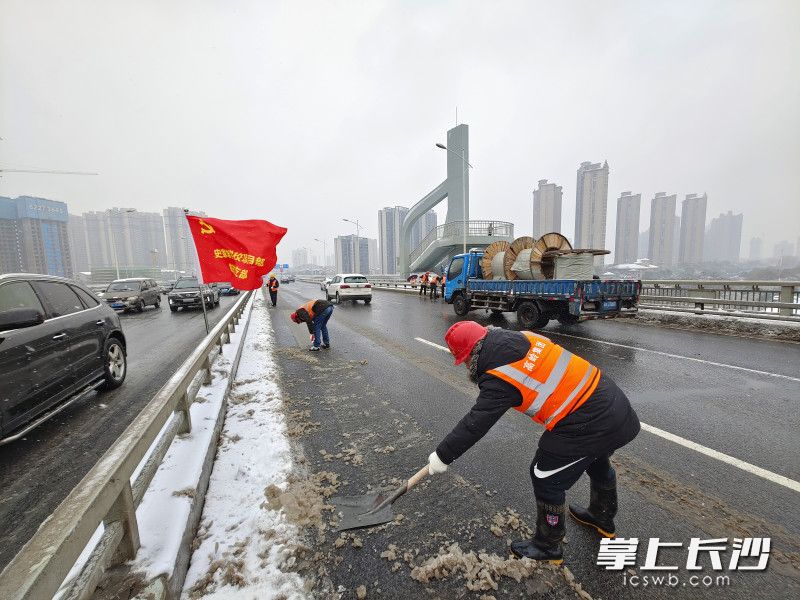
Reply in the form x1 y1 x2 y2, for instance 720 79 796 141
399 123 513 275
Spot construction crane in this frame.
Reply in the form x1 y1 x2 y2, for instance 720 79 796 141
0 168 98 176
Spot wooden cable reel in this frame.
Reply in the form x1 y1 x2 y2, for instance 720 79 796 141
530 232 572 279
503 236 536 280
479 240 510 280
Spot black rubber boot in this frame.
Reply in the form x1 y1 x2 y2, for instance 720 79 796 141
568 479 617 538
510 501 565 563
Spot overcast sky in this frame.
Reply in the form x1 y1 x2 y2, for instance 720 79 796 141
2 0 798 263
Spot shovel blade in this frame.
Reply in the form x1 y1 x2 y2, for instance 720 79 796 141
331 492 395 532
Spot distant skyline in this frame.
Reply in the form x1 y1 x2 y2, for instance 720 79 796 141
2 1 798 264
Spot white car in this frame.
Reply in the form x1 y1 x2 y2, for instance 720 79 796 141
320 277 332 291
326 273 372 304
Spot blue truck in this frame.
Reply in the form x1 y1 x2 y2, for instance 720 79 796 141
443 250 640 329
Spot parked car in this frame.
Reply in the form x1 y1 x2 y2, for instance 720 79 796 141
217 282 240 296
0 274 127 444
320 277 332 291
167 277 218 311
99 278 161 313
325 273 372 304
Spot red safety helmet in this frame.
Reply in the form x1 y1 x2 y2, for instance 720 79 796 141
445 321 488 365
290 311 300 323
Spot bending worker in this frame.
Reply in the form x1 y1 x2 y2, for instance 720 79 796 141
290 298 334 351
427 321 640 563
267 273 280 307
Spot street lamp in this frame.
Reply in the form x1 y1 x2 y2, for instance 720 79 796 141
436 143 474 254
342 218 364 272
111 208 137 280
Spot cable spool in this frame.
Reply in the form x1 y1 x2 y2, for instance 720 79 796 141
479 240 510 280
530 232 573 279
503 236 536 280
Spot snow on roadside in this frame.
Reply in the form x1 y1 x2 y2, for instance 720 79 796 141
181 294 309 600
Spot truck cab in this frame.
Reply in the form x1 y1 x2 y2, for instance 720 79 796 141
444 250 483 303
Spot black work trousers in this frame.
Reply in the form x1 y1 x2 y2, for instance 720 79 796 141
529 449 615 506
269 290 278 306
419 284 427 296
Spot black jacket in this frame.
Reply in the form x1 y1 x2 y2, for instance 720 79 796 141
435 328 639 464
296 299 332 333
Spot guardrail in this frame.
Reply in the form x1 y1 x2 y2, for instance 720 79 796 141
639 280 800 321
0 291 254 600
299 277 800 322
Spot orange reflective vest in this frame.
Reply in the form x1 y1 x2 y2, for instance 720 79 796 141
269 279 279 292
487 331 600 431
302 300 316 319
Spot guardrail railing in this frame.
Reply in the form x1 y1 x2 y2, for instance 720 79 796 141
0 291 254 600
639 280 800 321
299 277 800 322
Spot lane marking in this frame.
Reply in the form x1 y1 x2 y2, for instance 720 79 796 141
544 331 800 383
414 336 800 493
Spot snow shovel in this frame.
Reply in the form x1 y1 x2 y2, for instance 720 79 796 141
331 465 429 532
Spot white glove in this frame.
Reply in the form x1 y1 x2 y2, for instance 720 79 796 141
428 451 448 475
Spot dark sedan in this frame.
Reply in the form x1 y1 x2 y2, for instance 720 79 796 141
0 274 127 445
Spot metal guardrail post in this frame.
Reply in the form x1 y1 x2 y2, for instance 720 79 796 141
203 356 213 385
103 482 140 566
780 285 794 316
177 392 192 434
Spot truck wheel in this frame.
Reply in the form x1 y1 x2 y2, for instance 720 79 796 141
517 301 544 329
453 294 471 316
557 314 580 326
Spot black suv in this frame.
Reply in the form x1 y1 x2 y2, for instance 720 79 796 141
167 277 219 311
0 274 127 444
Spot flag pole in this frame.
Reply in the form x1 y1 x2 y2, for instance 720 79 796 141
199 281 210 334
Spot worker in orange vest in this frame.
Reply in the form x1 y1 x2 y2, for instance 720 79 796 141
290 298 334 351
429 273 439 299
427 321 640 563
419 272 428 297
440 274 446 298
267 274 280 307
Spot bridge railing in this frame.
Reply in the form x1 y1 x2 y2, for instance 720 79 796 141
0 291 254 600
298 277 800 321
639 280 800 321
408 220 514 264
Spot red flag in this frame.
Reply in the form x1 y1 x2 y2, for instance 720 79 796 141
185 216 287 291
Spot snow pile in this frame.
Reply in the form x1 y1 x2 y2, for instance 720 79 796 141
181 294 309 599
410 542 547 592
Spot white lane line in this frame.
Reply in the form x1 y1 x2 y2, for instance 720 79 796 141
639 423 800 493
546 331 800 383
414 336 800 494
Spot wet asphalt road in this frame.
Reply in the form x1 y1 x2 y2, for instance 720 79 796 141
274 281 800 599
0 294 237 571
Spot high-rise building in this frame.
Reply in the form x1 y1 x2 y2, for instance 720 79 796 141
291 247 309 268
164 207 206 275
773 240 794 258
411 210 437 254
648 193 677 266
378 206 409 274
334 234 370 273
0 196 73 277
704 211 743 263
367 238 379 274
749 237 763 261
638 228 649 260
614 192 640 265
0 196 23 274
68 214 91 273
574 161 609 265
678 193 707 264
532 179 563 238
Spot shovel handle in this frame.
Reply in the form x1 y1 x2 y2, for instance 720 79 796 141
406 464 430 491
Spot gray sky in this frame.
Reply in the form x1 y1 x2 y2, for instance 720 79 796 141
2 0 799 263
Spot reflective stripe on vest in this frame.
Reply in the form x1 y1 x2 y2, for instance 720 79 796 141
487 331 600 430
303 300 316 319
270 280 278 291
